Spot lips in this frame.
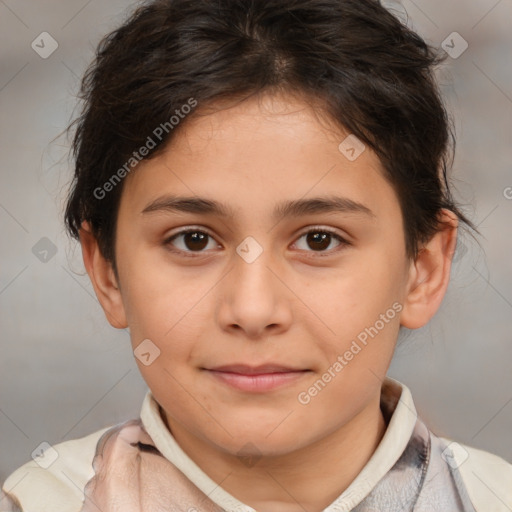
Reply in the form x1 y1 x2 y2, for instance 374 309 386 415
206 364 307 375
203 364 311 392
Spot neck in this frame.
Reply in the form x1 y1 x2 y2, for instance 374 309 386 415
163 393 388 512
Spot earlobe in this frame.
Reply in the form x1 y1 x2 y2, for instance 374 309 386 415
400 209 459 329
79 221 128 329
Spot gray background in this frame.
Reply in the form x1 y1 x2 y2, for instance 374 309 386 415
1 0 511 484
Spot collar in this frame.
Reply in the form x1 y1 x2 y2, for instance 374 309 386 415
140 376 418 511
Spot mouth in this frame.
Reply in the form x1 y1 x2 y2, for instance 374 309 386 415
202 364 312 393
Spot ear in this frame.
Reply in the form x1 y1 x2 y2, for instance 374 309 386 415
400 209 459 329
79 221 128 329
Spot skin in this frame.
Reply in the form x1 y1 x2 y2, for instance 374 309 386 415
80 90 458 511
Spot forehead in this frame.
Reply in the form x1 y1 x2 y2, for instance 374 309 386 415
118 91 400 225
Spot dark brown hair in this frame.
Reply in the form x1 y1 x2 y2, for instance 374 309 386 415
64 0 477 269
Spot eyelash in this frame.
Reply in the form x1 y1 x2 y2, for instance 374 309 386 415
163 226 350 258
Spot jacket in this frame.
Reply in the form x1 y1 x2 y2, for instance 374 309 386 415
2 377 511 511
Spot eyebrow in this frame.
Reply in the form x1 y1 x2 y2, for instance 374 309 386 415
141 195 375 221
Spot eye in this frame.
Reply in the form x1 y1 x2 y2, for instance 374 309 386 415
293 227 349 255
163 226 350 257
164 228 219 256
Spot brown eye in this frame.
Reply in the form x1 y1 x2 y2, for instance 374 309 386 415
294 228 348 254
305 232 332 251
182 232 209 251
165 229 218 254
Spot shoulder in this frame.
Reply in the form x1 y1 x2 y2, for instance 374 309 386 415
1 425 113 512
439 437 512 512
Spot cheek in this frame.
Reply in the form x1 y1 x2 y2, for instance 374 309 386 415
299 262 403 388
121 277 217 394
305 262 401 332
117 246 198 338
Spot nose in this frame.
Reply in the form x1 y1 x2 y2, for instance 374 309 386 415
215 242 293 340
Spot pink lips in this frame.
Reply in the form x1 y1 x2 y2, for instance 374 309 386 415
204 364 310 392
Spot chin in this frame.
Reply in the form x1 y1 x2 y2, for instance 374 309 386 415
210 427 309 459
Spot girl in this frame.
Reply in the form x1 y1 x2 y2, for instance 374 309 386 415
2 0 511 510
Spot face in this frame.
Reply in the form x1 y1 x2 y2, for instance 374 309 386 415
112 91 412 457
